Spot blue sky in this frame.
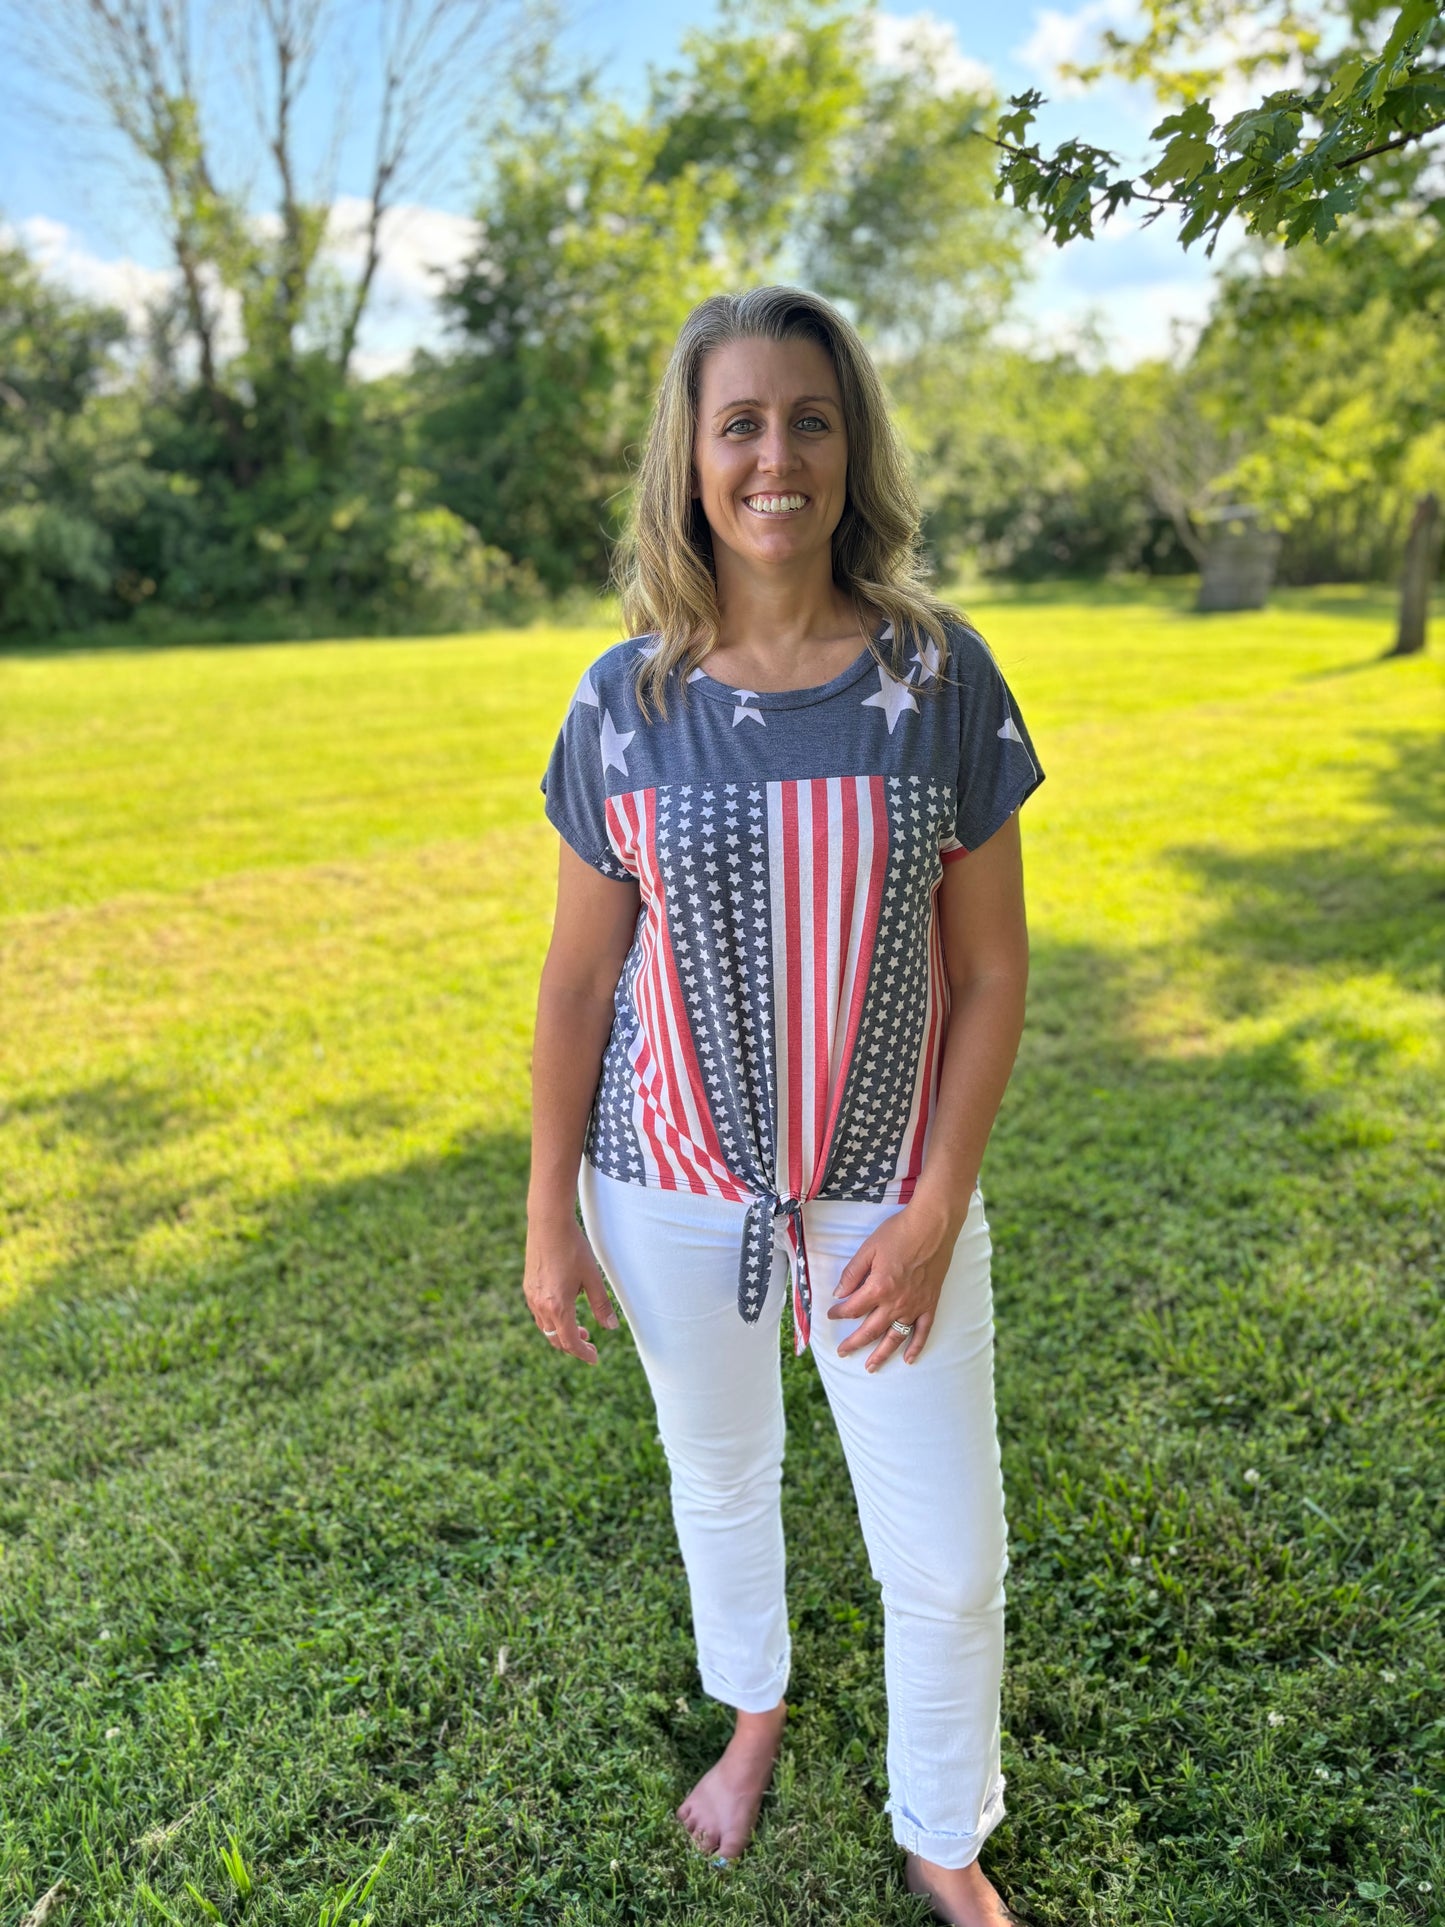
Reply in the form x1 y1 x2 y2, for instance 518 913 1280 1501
0 1 1231 374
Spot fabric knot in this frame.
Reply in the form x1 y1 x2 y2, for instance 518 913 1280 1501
737 1190 813 1353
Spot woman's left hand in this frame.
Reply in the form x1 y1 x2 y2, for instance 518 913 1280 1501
826 1194 964 1371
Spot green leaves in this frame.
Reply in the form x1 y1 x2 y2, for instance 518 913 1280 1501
990 115 1130 245
988 0 1445 253
1145 102 1218 189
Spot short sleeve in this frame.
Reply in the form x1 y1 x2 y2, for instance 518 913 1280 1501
944 625 1045 859
538 676 632 880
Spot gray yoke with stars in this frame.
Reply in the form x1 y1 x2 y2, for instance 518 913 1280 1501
539 618 1045 1348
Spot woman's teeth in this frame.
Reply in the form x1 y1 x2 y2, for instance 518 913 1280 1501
744 494 807 514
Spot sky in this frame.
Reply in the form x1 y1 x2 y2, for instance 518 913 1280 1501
0 0 1236 378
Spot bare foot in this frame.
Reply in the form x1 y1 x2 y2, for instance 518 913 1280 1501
676 1702 787 1861
905 1853 1029 1926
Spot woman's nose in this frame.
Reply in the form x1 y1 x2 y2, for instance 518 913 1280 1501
756 426 799 474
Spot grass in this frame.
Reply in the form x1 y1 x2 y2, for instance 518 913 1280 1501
0 582 1441 1926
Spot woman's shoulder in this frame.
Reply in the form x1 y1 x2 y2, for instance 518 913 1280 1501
576 634 661 710
934 614 1003 690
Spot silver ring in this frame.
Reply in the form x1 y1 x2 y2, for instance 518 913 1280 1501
889 1319 915 1339
542 1328 559 1337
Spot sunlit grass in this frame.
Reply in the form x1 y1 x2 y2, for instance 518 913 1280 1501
1 583 1441 1924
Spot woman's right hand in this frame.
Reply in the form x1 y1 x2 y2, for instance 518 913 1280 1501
523 1213 619 1364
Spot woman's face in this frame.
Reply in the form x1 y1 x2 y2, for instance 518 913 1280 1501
692 334 848 577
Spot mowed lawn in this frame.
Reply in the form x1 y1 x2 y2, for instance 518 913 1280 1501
1 584 1441 1927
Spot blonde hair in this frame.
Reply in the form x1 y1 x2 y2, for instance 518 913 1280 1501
612 285 965 720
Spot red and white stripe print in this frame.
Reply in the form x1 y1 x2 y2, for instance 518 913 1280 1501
766 776 890 1201
604 790 747 1200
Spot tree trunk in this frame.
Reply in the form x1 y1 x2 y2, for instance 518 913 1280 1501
1391 492 1440 656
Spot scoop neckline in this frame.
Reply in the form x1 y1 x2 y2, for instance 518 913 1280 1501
683 622 891 710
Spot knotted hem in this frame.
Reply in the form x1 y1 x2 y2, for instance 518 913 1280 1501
887 1771 1007 1870
737 1191 813 1353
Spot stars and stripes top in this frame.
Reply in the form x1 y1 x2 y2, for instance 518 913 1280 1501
539 617 1045 1351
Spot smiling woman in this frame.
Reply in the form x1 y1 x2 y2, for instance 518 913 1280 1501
523 287 1044 1927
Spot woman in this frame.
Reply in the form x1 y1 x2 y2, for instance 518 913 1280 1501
524 285 1044 1927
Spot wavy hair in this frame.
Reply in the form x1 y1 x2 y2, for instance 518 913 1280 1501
612 285 966 720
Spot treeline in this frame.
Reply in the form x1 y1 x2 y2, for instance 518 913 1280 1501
1 0 1440 639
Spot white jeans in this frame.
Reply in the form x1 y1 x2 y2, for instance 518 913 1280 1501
577 1159 1009 1870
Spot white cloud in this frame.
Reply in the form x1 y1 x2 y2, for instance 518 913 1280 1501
324 197 479 306
6 215 171 330
1006 200 1242 367
323 197 480 371
3 199 481 376
1014 2 1305 117
1014 0 1140 96
873 11 994 96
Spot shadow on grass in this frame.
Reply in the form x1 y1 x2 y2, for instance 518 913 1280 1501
9 1069 206 1163
1 785 1441 1920
1164 727 1444 1005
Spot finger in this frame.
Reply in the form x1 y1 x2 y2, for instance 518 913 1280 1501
833 1241 875 1299
827 1276 884 1319
580 1259 620 1332
551 1304 598 1365
829 1267 896 1321
863 1320 910 1373
835 1305 894 1359
903 1310 933 1364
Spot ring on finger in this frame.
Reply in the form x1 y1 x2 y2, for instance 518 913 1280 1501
542 1328 559 1337
889 1319 915 1339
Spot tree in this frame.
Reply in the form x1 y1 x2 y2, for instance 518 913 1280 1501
987 0 1445 645
432 0 1025 590
4 1 542 521
0 0 554 626
0 239 131 631
989 0 1444 253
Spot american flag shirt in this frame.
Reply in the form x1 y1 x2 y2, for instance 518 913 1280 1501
539 619 1045 1351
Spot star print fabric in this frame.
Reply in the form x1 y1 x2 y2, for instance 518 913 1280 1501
538 619 1044 1348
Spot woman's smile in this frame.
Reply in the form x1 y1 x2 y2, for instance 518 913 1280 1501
742 491 809 515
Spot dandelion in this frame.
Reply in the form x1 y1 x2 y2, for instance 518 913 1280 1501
97 1629 112 1642
1167 1543 1179 1555
1419 1882 1433 1894
1268 1712 1285 1727
1380 1669 1396 1683
610 1860 621 1874
105 1727 122 1740
1129 1555 1142 1568
1243 1467 1261 1484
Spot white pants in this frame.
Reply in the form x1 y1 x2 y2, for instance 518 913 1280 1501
577 1159 1009 1870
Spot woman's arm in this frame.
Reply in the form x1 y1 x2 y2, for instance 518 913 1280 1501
523 840 641 1362
828 811 1031 1369
907 809 1030 1244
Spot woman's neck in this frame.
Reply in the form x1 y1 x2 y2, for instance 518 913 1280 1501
710 559 867 682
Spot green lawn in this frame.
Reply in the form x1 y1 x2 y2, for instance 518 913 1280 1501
1 585 1441 1926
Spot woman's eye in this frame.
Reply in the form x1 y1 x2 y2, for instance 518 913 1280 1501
722 414 831 435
